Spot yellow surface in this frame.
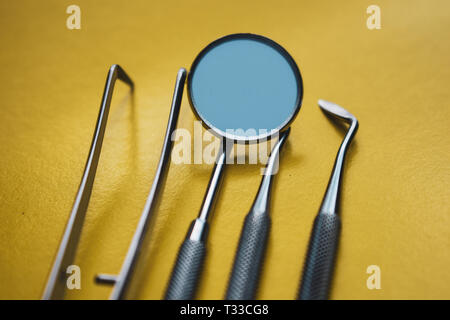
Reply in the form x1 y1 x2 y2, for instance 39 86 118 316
0 0 449 300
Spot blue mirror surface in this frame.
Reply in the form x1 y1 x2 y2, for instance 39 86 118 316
189 35 302 141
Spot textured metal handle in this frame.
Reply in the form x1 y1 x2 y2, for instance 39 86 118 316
298 212 341 300
164 238 206 300
225 212 271 300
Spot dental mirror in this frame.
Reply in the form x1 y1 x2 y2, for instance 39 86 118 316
188 33 303 142
165 33 303 299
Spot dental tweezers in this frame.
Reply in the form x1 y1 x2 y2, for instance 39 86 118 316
43 65 134 299
43 65 187 300
104 68 187 299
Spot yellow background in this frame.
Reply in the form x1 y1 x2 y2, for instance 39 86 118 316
0 0 449 299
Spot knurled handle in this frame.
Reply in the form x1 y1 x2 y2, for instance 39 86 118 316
225 212 271 300
164 238 206 300
298 212 341 300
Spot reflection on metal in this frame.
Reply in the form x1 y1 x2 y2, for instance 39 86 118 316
42 65 134 300
297 99 358 300
106 68 187 300
225 128 290 300
317 99 358 215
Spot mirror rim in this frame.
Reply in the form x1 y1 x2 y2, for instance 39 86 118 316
187 33 303 143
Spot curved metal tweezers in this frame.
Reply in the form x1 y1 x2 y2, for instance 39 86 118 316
104 68 187 299
42 65 134 300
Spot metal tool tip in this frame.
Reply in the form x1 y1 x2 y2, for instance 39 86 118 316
178 68 187 76
318 99 356 123
318 99 337 111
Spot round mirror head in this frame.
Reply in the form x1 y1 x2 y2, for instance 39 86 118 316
188 33 303 142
